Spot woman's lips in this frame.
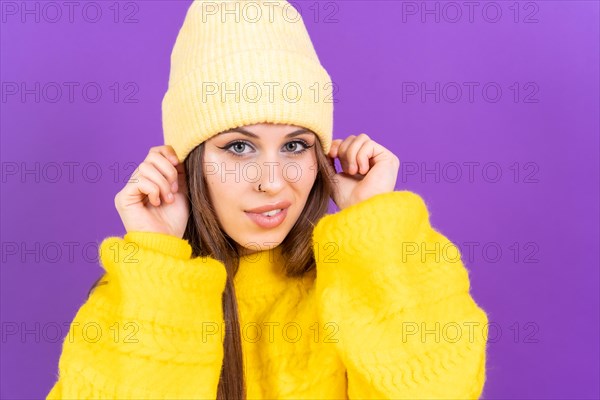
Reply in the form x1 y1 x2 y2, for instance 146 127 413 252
244 207 289 229
245 200 292 214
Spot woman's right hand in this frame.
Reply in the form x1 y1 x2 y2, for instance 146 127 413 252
114 145 190 238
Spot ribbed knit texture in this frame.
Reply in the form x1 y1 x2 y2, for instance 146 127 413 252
46 191 488 399
162 0 334 162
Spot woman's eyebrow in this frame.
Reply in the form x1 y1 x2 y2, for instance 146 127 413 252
220 127 310 139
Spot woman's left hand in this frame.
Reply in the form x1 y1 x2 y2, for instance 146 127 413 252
326 133 400 211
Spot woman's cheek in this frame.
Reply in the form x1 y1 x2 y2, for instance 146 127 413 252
296 159 318 187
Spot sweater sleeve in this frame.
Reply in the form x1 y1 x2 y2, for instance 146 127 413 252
46 231 228 399
312 191 489 399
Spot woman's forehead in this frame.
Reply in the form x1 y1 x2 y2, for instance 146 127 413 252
218 124 314 138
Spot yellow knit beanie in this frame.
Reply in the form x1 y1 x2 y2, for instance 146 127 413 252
161 0 334 162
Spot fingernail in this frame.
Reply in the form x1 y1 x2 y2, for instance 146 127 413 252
167 192 173 201
171 182 178 192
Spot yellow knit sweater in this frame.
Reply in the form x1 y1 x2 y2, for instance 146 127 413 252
46 191 489 399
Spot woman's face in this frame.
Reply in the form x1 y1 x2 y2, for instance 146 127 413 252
203 123 319 256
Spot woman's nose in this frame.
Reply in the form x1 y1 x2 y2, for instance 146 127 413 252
256 160 285 191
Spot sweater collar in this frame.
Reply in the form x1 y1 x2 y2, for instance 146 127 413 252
233 245 289 299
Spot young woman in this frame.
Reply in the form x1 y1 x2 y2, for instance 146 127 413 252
47 1 489 399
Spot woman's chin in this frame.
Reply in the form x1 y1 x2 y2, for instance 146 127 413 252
235 231 288 254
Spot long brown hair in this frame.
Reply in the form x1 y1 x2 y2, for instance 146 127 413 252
87 133 335 399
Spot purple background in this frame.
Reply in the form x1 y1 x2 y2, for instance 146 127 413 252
1 1 599 399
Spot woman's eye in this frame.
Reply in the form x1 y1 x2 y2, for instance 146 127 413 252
231 142 247 154
223 140 310 157
223 141 252 156
285 142 299 151
284 140 310 153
